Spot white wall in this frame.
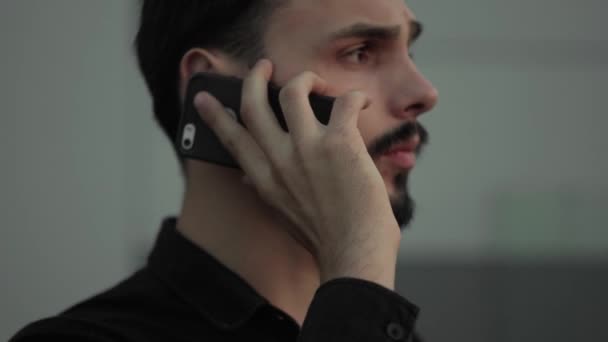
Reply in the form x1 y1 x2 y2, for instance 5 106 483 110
1 0 607 339
0 0 158 338
403 0 608 261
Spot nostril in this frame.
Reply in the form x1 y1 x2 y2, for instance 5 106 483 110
406 102 426 115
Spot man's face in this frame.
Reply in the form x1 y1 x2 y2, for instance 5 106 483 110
262 0 438 228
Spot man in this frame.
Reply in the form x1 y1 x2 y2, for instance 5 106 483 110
12 0 437 341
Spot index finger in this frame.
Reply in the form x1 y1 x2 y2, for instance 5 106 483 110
278 72 329 142
195 91 269 175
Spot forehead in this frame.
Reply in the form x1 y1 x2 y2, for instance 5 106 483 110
267 0 414 43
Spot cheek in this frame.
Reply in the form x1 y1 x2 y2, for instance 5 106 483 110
269 62 308 86
357 103 387 147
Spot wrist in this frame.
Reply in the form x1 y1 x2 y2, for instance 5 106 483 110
318 227 400 290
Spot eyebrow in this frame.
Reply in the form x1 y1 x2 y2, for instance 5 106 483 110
328 20 423 44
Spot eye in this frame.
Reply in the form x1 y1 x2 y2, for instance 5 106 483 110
342 43 415 64
343 44 373 64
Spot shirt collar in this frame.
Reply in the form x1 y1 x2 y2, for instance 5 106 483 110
147 217 269 330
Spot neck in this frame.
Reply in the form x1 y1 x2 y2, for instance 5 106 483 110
176 161 320 326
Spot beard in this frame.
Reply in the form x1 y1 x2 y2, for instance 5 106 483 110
368 122 429 230
391 172 415 230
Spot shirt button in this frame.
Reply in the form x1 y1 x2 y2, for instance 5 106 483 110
386 322 406 340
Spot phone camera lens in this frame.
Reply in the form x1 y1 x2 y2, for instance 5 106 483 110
182 123 196 150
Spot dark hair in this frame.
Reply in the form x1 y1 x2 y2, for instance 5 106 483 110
134 0 283 171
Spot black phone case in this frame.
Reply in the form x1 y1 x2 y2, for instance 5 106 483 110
175 72 336 168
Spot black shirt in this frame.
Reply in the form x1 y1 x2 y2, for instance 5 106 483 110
11 217 422 341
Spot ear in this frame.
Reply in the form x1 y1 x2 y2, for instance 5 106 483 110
178 48 249 99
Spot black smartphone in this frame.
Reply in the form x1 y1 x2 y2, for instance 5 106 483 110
175 72 336 168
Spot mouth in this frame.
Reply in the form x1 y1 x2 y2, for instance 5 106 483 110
379 135 420 170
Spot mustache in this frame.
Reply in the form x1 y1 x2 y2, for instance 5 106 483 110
368 121 429 157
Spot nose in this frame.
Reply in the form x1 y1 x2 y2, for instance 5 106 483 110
391 67 438 120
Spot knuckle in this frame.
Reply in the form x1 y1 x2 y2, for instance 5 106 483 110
320 133 346 155
225 133 250 158
339 91 365 107
239 100 255 122
272 157 292 177
256 180 275 201
293 138 315 157
249 166 274 196
279 84 301 104
334 99 360 122
300 71 319 81
333 95 348 111
203 111 220 128
221 134 240 154
324 130 347 145
291 71 320 88
321 130 360 156
280 71 323 104
244 68 259 84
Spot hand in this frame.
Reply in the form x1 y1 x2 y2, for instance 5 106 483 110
194 59 401 289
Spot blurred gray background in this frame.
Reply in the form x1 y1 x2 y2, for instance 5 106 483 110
1 1 607 341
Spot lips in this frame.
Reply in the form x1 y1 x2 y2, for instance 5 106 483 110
381 136 420 170
385 136 419 154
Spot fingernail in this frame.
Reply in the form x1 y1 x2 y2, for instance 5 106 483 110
224 107 237 120
258 58 274 70
353 90 371 109
194 92 209 107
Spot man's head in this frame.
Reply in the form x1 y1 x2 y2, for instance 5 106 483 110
135 0 438 228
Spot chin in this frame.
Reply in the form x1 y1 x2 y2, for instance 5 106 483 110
389 172 415 230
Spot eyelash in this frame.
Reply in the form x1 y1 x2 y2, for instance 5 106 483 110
342 42 415 65
343 44 374 64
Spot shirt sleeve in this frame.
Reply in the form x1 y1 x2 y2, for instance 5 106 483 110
298 277 422 342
